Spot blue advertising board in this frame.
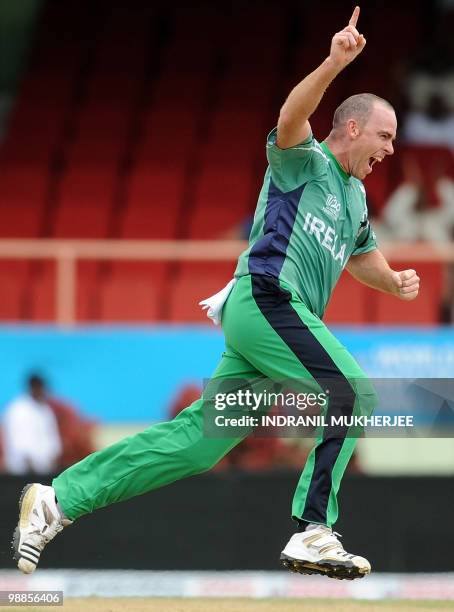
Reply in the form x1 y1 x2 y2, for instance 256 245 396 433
0 325 453 422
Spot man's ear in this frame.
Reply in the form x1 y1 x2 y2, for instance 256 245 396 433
347 119 360 139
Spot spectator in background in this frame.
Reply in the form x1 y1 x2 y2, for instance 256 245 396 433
46 393 96 469
404 25 454 121
385 26 454 318
2 375 62 475
381 9 454 242
403 94 454 152
395 9 454 149
2 374 95 474
377 152 454 242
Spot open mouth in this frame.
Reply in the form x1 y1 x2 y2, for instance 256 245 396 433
369 155 383 167
366 156 382 173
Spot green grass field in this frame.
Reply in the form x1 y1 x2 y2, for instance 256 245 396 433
7 598 454 612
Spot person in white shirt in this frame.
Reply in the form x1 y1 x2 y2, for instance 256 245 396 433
403 93 454 152
376 152 454 243
2 375 62 475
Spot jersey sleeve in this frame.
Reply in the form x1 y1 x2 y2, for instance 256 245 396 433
266 127 326 192
352 215 378 255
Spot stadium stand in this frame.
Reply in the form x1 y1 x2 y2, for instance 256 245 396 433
0 0 451 323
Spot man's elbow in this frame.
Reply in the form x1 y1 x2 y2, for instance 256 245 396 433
277 114 310 149
276 111 291 148
278 107 290 127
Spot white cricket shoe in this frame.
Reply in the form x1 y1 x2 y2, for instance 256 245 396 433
280 524 371 580
12 483 72 574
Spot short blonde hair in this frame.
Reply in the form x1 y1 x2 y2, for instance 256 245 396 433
332 93 394 131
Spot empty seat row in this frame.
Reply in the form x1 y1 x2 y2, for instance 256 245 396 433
2 144 452 239
0 160 257 239
0 260 446 324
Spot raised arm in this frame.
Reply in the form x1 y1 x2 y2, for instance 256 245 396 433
346 249 420 301
277 6 366 149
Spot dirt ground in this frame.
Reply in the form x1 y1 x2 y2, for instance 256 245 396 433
7 597 454 612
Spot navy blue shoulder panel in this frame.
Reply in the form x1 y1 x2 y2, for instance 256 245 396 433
248 178 306 278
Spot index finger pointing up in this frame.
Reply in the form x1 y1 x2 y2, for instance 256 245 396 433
349 6 360 27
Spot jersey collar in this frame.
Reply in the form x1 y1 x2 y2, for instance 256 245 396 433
320 141 351 183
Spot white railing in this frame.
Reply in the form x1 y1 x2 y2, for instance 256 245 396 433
0 239 452 326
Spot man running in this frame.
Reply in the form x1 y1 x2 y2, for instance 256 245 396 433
13 6 419 580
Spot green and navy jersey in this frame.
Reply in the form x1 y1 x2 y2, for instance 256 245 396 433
235 128 377 318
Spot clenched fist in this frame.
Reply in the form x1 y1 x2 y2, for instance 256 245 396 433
329 6 366 69
390 269 420 301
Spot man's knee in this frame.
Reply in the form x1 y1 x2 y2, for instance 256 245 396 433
353 379 378 417
191 447 227 474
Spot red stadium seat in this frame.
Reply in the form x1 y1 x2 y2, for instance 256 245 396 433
0 260 30 279
365 8 422 64
0 261 32 320
53 167 115 238
149 74 208 111
15 75 73 107
28 260 108 322
98 274 159 322
187 166 253 238
324 273 368 324
28 261 56 322
109 261 169 289
120 165 185 238
0 100 64 166
75 106 131 137
375 290 439 325
0 166 47 237
168 261 235 322
0 276 26 320
20 260 105 322
215 75 277 109
375 262 443 324
206 109 264 140
67 136 127 167
76 260 104 321
159 38 214 75
137 108 199 163
92 34 149 78
66 105 131 166
125 164 185 208
97 261 170 321
120 205 180 239
84 74 142 107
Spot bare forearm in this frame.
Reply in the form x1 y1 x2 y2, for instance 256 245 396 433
277 58 342 148
346 250 420 301
276 6 366 149
347 250 396 294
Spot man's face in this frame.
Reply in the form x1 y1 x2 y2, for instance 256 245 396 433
348 103 397 180
30 381 46 401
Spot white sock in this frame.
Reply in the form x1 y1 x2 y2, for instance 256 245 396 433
305 523 327 532
56 499 68 521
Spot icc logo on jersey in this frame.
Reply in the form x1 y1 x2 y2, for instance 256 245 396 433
323 194 341 220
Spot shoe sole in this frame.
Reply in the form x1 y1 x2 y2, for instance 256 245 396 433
11 484 36 564
280 553 370 580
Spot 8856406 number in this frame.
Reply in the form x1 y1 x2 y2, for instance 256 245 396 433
0 591 63 606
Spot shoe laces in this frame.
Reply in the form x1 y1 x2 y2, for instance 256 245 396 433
319 525 343 542
316 527 348 556
27 506 63 549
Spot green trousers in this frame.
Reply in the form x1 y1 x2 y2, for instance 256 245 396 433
53 274 376 527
